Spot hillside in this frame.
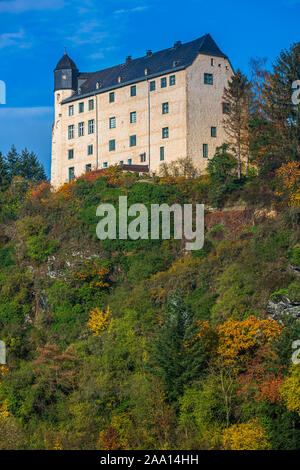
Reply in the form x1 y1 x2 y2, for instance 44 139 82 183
0 164 299 450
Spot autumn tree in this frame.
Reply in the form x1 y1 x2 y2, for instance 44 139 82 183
33 344 77 395
87 306 112 336
223 70 253 178
223 418 270 450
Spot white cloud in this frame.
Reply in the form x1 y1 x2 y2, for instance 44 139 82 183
113 5 148 15
0 107 53 118
0 29 31 49
0 0 66 13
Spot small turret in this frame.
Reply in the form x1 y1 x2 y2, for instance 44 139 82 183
54 49 78 91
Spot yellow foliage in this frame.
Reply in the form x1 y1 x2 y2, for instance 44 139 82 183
281 365 300 416
275 161 300 207
52 439 63 450
87 306 111 336
216 315 282 364
0 402 10 419
0 365 8 385
223 419 270 450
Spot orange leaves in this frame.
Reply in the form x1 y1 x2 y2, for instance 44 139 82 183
87 306 112 337
55 180 76 200
216 316 282 365
275 161 300 207
72 261 110 290
237 348 285 404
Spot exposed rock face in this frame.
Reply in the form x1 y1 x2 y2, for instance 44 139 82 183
267 296 300 321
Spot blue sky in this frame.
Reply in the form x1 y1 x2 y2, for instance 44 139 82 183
0 0 299 177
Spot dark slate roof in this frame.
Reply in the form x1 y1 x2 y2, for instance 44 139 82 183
55 53 78 71
120 164 149 173
62 34 227 103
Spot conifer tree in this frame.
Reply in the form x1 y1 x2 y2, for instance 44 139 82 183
249 57 268 116
223 70 253 178
0 152 9 190
150 293 207 401
263 42 300 161
19 148 47 182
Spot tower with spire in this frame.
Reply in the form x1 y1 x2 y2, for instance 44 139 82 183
51 50 79 187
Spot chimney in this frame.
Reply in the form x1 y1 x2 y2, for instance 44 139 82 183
174 40 182 48
126 55 132 63
146 50 152 56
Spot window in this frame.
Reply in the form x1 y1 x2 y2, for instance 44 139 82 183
130 111 136 123
109 116 116 129
211 58 214 66
68 149 74 160
88 144 93 155
68 125 74 139
88 119 94 134
86 164 92 172
211 126 217 138
127 158 132 165
130 85 136 97
119 160 124 165
68 167 75 182
162 102 169 114
140 153 146 162
88 99 94 111
161 77 167 88
203 144 208 158
103 162 108 168
78 122 85 137
109 139 115 151
162 127 169 139
169 75 176 86
160 146 165 161
68 105 74 116
79 102 84 113
223 102 231 114
109 92 115 103
130 135 136 147
204 73 213 85
150 81 156 91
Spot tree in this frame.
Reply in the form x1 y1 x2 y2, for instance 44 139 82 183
263 42 300 161
249 57 268 116
87 306 112 336
223 70 253 178
19 148 46 182
150 294 206 401
223 419 270 450
6 145 21 180
281 366 300 416
6 145 46 183
207 144 237 207
0 152 9 191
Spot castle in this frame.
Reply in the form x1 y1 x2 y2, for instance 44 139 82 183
51 34 233 187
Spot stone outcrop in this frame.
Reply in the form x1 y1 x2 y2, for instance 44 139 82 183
267 295 300 321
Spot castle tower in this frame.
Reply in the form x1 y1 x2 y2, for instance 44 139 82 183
51 51 78 187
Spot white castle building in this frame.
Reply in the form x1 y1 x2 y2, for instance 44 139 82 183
51 34 233 187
